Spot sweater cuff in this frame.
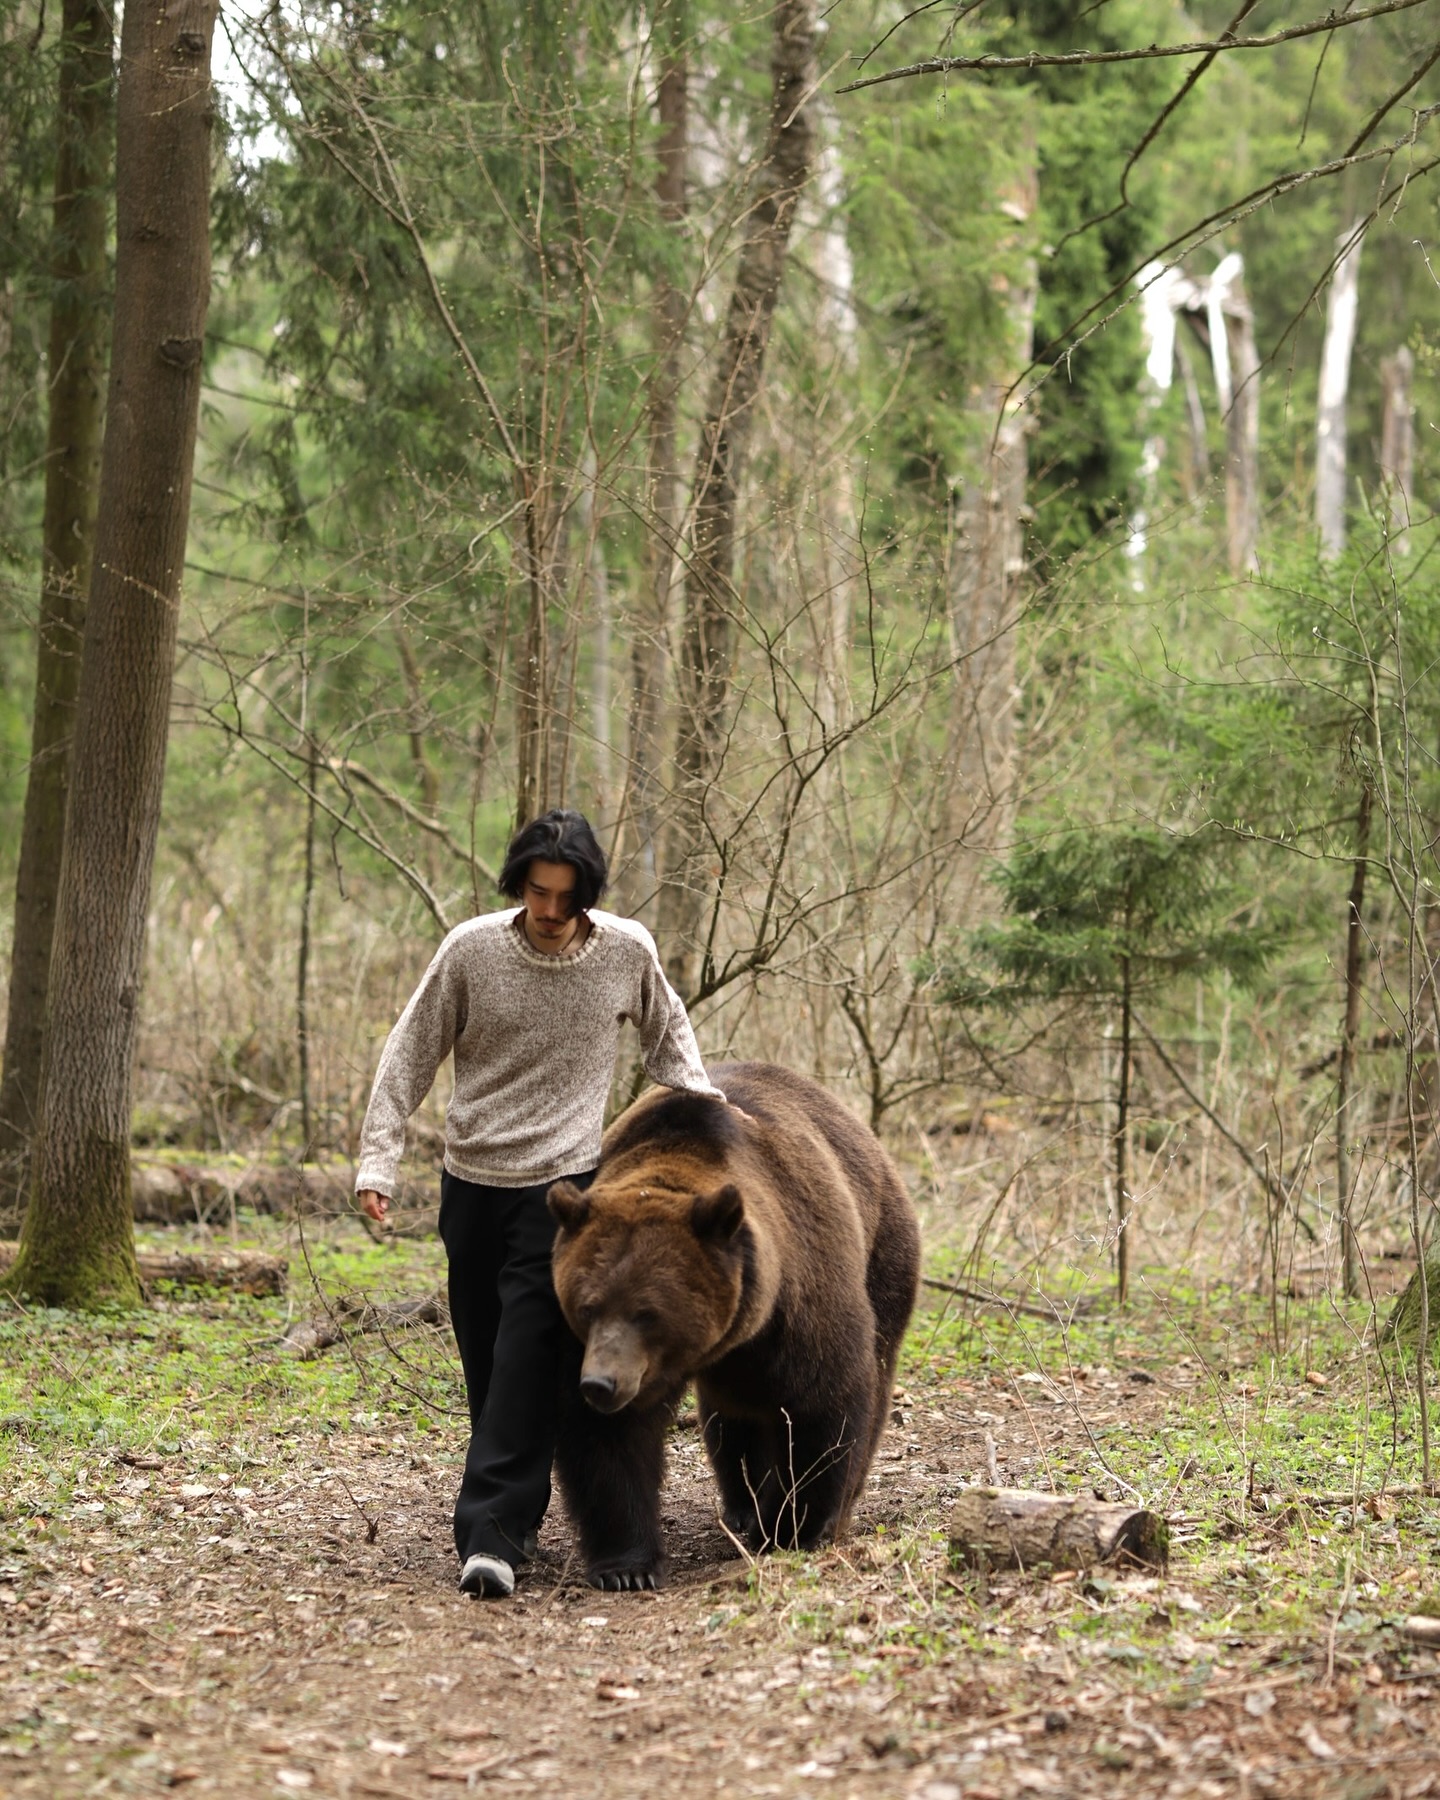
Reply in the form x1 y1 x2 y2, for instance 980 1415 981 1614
354 1168 397 1200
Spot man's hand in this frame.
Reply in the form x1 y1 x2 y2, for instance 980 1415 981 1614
357 1189 390 1224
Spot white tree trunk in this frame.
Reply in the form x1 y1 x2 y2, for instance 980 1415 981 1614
1316 223 1364 562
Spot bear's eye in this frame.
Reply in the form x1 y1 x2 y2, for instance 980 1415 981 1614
633 1308 660 1333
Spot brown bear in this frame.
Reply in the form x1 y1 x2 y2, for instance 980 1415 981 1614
547 1060 920 1591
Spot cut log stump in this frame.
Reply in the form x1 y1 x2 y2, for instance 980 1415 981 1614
0 1242 286 1297
949 1486 1168 1572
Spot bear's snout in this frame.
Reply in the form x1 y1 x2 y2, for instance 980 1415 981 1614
579 1318 648 1413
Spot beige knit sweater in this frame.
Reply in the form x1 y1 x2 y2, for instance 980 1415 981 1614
355 908 724 1194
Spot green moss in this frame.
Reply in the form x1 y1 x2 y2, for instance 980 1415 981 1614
1379 1252 1440 1367
4 1134 142 1309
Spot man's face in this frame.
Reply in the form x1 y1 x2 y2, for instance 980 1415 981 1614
522 858 580 942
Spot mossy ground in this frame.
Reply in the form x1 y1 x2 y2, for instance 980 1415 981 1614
0 1218 1437 1798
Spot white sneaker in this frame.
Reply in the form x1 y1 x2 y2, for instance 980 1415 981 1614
459 1552 515 1598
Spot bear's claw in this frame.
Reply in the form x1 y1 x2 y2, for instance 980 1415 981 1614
589 1568 660 1591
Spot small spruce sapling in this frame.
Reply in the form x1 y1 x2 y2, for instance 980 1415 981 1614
944 826 1272 1303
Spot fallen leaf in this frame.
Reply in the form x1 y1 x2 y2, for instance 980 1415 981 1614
1305 1371 1329 1389
368 1739 410 1757
595 1683 641 1702
1298 1722 1336 1759
79 1557 96 1576
276 1773 313 1792
166 1770 203 1788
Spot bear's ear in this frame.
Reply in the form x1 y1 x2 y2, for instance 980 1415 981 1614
548 1181 592 1233
691 1183 744 1244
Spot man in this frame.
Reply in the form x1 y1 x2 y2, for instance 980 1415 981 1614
355 808 726 1598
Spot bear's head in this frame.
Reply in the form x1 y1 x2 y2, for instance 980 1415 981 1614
548 1178 748 1413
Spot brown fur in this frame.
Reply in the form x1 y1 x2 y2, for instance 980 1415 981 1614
549 1062 920 1590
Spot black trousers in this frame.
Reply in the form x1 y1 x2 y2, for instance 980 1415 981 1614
438 1167 593 1566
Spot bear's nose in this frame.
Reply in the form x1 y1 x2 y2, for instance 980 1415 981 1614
580 1373 619 1412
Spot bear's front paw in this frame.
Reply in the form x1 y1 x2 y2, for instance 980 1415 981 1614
587 1561 666 1592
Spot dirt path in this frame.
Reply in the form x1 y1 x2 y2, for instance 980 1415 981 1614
2 1353 1438 1798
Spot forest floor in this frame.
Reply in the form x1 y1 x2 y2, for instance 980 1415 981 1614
1 1217 1439 1799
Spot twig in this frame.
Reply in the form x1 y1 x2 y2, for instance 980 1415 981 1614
1135 1013 1317 1242
920 1276 1097 1321
838 1 1431 92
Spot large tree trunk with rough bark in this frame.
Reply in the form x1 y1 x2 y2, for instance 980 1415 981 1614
0 0 114 1230
617 8 688 923
8 0 219 1307
656 0 818 996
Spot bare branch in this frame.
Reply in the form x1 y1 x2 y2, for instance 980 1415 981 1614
839 1 1433 94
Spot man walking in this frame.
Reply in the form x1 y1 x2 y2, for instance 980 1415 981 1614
355 809 725 1598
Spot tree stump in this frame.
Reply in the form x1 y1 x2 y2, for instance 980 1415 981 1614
1380 1252 1440 1366
949 1486 1168 1572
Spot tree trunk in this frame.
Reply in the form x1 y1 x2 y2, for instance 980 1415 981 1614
656 0 818 997
1207 253 1260 576
0 0 113 1230
1380 344 1414 554
948 141 1037 864
949 1487 1168 1572
617 10 687 923
1337 783 1372 1299
1316 222 1363 562
8 0 218 1307
1115 953 1133 1305
514 494 551 833
0 1242 287 1297
575 442 614 820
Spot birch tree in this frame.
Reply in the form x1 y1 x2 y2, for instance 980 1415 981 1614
1315 222 1364 561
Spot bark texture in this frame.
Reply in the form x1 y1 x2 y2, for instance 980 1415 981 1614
1336 784 1372 1299
949 1487 1168 1572
0 1242 287 1296
656 0 818 997
618 16 688 923
0 0 114 1228
9 0 219 1307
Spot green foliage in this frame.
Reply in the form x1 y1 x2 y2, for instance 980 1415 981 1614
994 1 1175 561
943 826 1272 1009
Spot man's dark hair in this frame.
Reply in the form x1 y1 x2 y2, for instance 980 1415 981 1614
498 809 608 913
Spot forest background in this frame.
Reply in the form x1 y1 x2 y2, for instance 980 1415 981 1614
0 0 1438 1323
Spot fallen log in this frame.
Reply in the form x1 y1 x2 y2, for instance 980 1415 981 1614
131 1159 360 1224
282 1293 446 1358
949 1486 1168 1572
0 1242 287 1297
